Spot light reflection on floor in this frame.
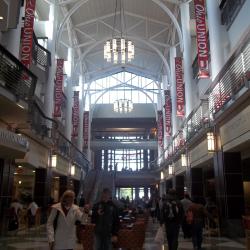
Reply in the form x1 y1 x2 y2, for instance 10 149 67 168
0 219 246 250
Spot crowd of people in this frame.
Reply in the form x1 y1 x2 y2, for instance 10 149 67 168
8 189 218 250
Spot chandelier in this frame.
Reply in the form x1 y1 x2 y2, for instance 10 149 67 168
114 99 133 113
104 0 134 64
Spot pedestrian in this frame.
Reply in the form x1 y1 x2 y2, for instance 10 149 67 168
188 197 214 250
180 193 192 238
47 190 84 250
91 188 120 250
160 189 184 250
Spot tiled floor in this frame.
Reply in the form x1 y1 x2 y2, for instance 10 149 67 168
0 219 246 250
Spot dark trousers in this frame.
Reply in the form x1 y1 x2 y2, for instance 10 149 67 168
165 222 180 250
182 217 192 238
192 223 203 250
95 234 112 250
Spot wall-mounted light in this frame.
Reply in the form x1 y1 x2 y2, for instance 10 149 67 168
207 132 215 152
51 154 57 168
161 171 164 180
169 165 174 175
181 154 187 167
0 16 4 20
70 165 75 176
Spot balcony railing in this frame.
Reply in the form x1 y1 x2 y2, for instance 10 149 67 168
183 99 210 141
29 100 90 172
54 131 90 172
220 0 246 29
0 44 37 101
32 33 51 73
29 101 57 139
208 30 250 116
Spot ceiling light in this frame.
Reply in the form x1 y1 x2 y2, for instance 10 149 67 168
114 99 133 113
0 16 3 20
104 0 134 64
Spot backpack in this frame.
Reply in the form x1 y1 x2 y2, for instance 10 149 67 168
162 200 180 221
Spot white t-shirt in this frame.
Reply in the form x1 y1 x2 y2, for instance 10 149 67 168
27 202 38 216
10 202 23 215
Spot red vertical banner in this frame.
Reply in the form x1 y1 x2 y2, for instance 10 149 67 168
53 59 64 117
83 111 89 148
157 111 163 149
175 57 185 117
20 0 36 69
164 90 172 137
72 91 79 137
194 0 210 78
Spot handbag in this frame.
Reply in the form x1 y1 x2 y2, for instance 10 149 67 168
154 226 164 244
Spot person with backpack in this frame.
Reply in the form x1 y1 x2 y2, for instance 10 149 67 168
160 189 184 250
47 190 84 250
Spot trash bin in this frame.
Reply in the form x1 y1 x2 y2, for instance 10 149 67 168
242 216 250 249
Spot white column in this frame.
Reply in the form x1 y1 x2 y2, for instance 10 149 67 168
44 3 57 123
65 77 73 140
206 0 225 80
180 2 194 117
169 46 178 135
87 94 92 161
1 5 24 58
77 75 84 151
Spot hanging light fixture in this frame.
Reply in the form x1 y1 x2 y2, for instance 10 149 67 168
169 164 174 175
114 99 133 113
181 154 187 167
207 132 215 152
104 0 134 64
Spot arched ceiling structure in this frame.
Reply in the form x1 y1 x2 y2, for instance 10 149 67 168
37 0 182 82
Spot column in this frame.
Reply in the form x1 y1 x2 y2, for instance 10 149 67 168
206 0 225 80
94 150 102 169
214 152 244 237
1 4 24 58
0 159 15 235
77 75 84 150
144 186 149 198
59 176 69 198
143 148 148 169
44 3 58 122
104 149 108 171
135 187 139 200
174 175 184 199
180 2 196 116
190 168 203 200
166 179 173 192
73 180 80 197
34 168 52 208
65 48 74 140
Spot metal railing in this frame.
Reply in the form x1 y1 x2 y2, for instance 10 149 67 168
183 99 210 141
208 31 250 116
32 33 51 73
220 0 246 29
29 100 90 172
0 44 37 101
